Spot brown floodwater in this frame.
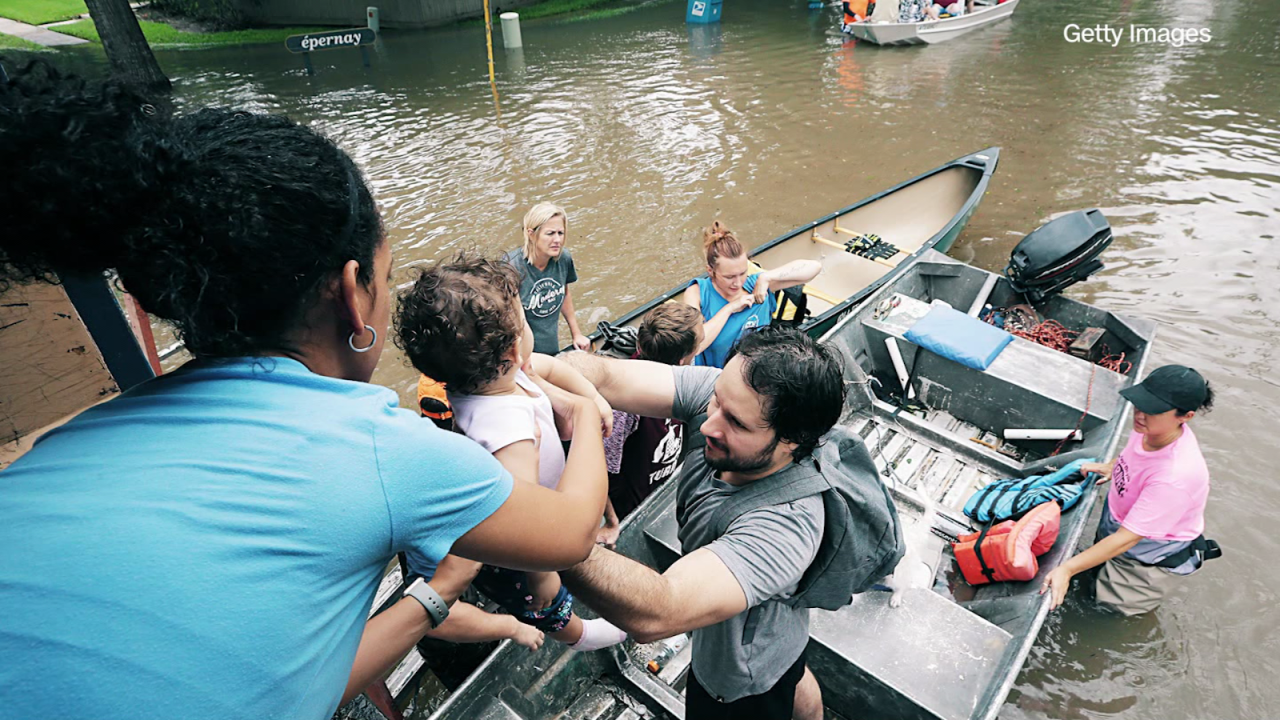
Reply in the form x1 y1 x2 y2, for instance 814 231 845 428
47 0 1280 715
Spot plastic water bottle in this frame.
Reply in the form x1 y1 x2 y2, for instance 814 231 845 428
646 634 689 674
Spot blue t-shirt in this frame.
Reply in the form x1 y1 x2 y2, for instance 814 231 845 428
693 274 777 368
0 358 512 720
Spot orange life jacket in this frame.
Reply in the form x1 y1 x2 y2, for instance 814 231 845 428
953 501 1061 586
416 374 453 430
844 0 869 23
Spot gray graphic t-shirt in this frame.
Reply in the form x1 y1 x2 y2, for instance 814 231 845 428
503 247 578 354
670 366 824 703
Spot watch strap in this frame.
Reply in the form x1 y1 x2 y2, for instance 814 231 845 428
403 577 450 629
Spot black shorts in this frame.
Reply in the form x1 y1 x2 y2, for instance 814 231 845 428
685 651 806 720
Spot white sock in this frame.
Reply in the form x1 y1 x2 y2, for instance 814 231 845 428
569 618 628 652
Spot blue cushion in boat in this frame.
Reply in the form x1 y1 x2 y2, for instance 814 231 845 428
903 304 1013 371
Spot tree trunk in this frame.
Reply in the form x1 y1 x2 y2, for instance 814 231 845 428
83 0 172 94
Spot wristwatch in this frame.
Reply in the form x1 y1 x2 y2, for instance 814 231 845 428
402 577 450 629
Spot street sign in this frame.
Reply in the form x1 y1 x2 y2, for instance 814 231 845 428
285 28 376 54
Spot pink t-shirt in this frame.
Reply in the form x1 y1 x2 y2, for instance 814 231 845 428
449 370 566 491
1108 427 1209 541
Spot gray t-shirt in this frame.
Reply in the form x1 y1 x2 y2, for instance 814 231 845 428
670 365 825 702
503 247 578 355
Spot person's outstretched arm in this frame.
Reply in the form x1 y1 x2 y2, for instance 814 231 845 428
1041 527 1143 610
556 351 679 419
342 555 481 704
561 546 747 643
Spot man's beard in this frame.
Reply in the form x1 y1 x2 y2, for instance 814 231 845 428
704 435 780 474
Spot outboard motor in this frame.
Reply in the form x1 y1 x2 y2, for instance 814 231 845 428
1005 209 1113 303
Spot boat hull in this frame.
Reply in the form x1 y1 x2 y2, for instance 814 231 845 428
847 0 1020 46
423 251 1159 720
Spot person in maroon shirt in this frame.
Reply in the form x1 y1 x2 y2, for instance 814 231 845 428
597 304 704 545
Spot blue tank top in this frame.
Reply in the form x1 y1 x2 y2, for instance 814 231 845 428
693 274 777 368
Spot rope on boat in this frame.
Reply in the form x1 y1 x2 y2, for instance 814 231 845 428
983 307 1132 375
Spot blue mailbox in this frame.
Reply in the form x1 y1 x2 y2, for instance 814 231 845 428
686 0 723 24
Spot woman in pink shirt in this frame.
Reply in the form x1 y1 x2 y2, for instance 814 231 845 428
1043 365 1217 616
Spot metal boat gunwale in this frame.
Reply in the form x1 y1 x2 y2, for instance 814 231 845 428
568 147 1000 352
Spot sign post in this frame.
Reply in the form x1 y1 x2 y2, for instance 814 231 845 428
285 28 377 75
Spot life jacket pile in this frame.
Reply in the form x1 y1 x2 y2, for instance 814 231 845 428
963 458 1094 524
953 501 1061 585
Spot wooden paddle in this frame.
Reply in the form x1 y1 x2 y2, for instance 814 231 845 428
811 230 897 268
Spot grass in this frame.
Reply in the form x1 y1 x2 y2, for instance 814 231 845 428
0 0 88 25
461 0 641 25
0 32 47 50
52 18 329 48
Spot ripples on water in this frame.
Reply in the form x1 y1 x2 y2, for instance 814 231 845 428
134 0 1280 715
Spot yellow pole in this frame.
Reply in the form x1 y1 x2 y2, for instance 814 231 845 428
483 0 500 115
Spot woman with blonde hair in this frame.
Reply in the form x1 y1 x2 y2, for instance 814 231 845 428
681 221 822 368
504 203 590 354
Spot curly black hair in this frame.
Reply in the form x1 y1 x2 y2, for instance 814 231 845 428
727 324 846 461
0 57 382 358
395 253 525 395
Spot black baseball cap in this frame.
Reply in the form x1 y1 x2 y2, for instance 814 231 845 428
1119 365 1208 414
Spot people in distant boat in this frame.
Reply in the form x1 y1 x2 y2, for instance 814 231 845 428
1043 365 1218 616
897 0 928 22
597 303 705 546
0 62 610 720
925 0 972 18
504 203 590 355
558 326 897 720
682 221 822 368
395 252 628 652
841 0 870 31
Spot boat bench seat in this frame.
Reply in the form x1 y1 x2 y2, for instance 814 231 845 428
865 293 1127 436
808 590 1013 720
641 480 1013 720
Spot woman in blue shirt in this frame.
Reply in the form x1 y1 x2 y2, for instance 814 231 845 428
0 64 607 720
682 222 823 368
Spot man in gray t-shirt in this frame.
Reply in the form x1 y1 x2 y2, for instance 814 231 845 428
560 325 846 720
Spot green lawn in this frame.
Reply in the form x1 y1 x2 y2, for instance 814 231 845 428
0 32 47 50
0 0 88 25
52 18 328 47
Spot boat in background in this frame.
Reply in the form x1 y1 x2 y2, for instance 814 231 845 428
577 147 1000 351
846 0 1020 46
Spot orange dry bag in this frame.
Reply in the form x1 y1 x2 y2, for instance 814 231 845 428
953 501 1061 586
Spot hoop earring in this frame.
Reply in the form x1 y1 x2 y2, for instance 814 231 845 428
348 325 377 353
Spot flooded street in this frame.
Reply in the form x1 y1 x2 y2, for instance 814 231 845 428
135 0 1280 715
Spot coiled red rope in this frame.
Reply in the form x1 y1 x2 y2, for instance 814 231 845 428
985 308 1132 375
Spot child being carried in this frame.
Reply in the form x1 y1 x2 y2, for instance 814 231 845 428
396 253 627 652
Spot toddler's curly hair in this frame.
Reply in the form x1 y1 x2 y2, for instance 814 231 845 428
395 253 525 395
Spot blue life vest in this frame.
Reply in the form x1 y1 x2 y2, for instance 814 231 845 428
964 458 1096 524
